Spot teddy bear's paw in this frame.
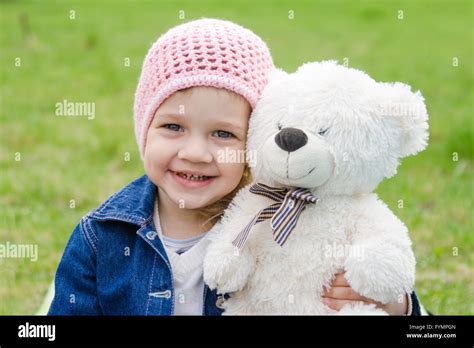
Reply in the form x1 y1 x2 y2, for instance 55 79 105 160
343 263 404 304
344 246 414 304
337 302 388 315
203 242 254 294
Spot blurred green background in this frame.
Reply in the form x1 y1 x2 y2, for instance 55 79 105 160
0 0 472 315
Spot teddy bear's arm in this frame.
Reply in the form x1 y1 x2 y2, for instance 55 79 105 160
203 189 257 294
343 195 416 304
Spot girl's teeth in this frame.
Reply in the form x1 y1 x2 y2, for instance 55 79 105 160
177 172 210 181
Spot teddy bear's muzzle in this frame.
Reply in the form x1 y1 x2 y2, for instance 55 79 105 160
262 127 335 189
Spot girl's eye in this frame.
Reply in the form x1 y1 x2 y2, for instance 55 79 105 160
318 127 330 136
163 124 183 132
213 130 234 138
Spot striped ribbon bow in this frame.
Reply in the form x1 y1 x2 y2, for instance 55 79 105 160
232 183 319 249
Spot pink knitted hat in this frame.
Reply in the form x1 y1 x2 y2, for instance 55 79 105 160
134 18 274 159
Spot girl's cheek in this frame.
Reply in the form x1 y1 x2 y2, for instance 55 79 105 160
143 149 157 179
144 136 168 174
220 161 245 184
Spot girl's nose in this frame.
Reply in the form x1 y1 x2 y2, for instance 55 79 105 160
177 137 213 163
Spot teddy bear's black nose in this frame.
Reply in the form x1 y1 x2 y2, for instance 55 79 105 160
275 127 308 152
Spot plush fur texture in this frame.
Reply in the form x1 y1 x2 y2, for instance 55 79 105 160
203 61 429 315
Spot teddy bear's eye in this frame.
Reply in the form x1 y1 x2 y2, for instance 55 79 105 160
318 127 330 136
277 121 283 130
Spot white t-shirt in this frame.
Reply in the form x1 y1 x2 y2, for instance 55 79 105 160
153 198 214 316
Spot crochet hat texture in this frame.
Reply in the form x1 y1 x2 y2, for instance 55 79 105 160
134 18 275 159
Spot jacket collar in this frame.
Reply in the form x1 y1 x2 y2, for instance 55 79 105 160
87 174 157 226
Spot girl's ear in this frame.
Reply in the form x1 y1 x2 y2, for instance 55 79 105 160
380 82 430 158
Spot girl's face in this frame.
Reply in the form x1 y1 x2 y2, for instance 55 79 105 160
144 87 251 210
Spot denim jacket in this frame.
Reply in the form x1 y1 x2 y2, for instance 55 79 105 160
48 174 422 315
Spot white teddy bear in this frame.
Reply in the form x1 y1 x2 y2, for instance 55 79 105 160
203 61 429 315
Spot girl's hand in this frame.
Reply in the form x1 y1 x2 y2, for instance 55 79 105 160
322 272 408 315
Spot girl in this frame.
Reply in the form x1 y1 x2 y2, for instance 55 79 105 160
48 18 421 315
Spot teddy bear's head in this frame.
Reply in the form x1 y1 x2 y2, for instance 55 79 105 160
247 61 429 196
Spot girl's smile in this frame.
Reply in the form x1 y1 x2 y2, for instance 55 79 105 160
169 170 217 189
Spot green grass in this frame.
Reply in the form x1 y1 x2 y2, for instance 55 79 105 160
1 0 472 315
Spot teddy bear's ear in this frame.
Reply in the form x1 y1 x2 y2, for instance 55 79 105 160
266 68 288 83
380 82 429 158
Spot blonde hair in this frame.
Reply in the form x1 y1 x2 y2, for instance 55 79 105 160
198 164 252 230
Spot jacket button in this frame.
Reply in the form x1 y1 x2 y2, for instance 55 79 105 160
216 295 225 309
146 231 157 240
